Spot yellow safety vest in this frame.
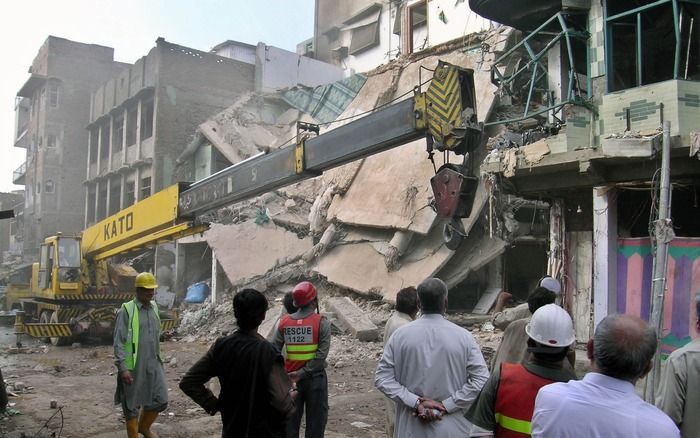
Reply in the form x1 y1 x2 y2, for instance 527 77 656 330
122 299 162 371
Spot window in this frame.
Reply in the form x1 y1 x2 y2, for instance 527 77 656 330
404 1 428 54
36 183 41 194
113 115 124 152
125 180 135 206
606 0 700 91
100 125 110 160
45 180 55 193
140 99 154 140
140 177 151 200
89 129 98 163
86 187 96 224
47 134 57 148
109 181 121 215
97 186 107 221
48 82 59 108
345 3 382 55
126 107 138 146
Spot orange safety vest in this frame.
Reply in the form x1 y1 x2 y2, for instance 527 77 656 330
494 363 556 437
278 313 322 372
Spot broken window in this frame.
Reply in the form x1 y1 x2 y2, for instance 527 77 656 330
404 1 428 54
97 185 107 221
109 181 121 216
140 176 151 200
89 128 98 164
606 0 700 92
100 124 110 161
47 134 57 148
113 115 124 152
86 186 96 224
140 99 154 140
344 3 382 55
126 107 138 146
125 180 135 207
48 81 59 108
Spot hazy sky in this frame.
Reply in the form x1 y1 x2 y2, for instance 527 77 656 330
0 0 314 192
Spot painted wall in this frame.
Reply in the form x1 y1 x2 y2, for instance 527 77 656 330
617 238 700 355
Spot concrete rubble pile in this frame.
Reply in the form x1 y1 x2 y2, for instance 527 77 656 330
174 27 522 327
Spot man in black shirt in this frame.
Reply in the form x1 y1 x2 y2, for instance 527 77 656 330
180 289 295 438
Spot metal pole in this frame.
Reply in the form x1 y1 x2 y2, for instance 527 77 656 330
645 120 672 403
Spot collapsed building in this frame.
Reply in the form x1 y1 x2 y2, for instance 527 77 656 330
174 0 700 355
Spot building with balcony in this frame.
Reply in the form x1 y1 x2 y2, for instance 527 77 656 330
83 38 255 225
471 0 700 347
14 36 128 259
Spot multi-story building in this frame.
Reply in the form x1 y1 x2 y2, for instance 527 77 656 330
84 38 255 225
13 36 127 259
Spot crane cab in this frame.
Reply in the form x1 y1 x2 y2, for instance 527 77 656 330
35 234 83 298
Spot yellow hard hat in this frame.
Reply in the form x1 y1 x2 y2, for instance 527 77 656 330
135 272 158 289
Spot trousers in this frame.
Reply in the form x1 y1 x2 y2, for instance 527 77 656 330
286 370 328 438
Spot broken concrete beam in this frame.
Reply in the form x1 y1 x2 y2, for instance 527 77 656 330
326 297 379 342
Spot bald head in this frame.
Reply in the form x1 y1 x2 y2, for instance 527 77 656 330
592 314 657 382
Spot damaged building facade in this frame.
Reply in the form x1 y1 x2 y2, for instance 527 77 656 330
472 0 700 346
176 0 699 354
13 37 127 259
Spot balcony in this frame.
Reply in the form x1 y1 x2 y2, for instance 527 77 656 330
13 162 26 185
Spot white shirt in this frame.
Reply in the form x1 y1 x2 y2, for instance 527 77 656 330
375 314 489 438
532 372 679 438
384 311 413 342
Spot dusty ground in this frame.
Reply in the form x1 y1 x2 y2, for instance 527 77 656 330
0 299 503 438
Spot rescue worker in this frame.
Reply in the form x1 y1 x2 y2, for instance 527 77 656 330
270 281 330 438
113 272 168 438
465 304 577 437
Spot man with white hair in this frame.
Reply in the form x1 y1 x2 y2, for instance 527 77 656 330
375 277 489 437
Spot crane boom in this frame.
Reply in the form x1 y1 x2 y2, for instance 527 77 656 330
179 60 481 219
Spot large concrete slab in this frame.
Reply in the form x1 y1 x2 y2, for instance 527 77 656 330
205 221 313 285
313 222 453 302
326 297 379 342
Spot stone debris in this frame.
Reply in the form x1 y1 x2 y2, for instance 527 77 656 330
326 297 379 342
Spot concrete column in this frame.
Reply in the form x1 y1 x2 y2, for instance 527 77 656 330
121 108 128 164
105 178 112 216
83 185 90 229
136 100 143 160
95 125 103 171
174 241 187 301
211 248 219 304
108 116 114 171
592 186 618 329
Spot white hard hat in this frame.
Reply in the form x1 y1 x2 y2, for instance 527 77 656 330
525 304 575 347
539 276 561 294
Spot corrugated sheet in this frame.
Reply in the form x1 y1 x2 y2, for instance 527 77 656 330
282 74 367 124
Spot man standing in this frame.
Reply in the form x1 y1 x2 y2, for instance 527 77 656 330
113 272 168 438
490 287 556 371
270 281 330 438
466 304 577 437
375 277 489 438
383 286 419 438
180 289 295 437
656 293 700 437
492 277 561 330
531 314 679 437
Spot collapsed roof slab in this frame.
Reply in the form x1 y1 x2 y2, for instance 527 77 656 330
205 221 313 286
313 219 453 302
437 227 507 288
323 50 498 234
